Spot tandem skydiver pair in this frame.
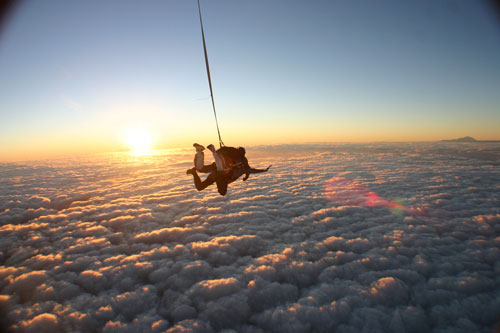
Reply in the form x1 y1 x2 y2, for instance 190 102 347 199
186 143 270 196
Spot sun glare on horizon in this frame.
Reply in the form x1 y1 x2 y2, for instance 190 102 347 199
125 128 153 153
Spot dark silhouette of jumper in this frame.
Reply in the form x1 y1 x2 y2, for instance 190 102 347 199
187 144 270 196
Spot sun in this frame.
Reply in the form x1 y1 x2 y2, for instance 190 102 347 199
125 128 152 152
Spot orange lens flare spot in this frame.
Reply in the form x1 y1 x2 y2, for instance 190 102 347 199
323 176 423 216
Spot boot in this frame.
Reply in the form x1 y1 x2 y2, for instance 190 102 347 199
193 143 205 151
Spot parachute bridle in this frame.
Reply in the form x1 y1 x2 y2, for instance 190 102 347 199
197 0 224 148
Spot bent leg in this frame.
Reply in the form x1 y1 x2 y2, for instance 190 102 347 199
190 171 216 191
208 145 225 172
193 150 218 173
199 162 217 173
194 151 204 171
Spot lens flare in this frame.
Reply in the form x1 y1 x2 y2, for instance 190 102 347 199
323 177 424 216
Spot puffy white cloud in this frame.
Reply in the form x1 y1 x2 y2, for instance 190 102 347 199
246 278 298 312
189 278 241 303
111 285 159 321
134 226 206 244
76 270 108 294
166 319 213 333
19 313 63 333
366 277 409 306
7 271 48 303
1 144 500 331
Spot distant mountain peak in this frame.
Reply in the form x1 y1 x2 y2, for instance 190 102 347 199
441 136 477 142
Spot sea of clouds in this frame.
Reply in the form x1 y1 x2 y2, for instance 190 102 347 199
1 143 499 332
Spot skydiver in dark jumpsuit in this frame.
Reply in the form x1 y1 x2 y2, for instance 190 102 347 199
186 143 271 196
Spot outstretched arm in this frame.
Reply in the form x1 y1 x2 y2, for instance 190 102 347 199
243 165 271 181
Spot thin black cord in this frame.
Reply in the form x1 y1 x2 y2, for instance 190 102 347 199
197 0 224 147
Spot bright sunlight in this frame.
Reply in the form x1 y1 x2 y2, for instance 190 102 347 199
125 128 153 153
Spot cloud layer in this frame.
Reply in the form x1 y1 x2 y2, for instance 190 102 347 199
1 143 499 332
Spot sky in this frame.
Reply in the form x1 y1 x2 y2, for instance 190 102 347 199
1 0 500 161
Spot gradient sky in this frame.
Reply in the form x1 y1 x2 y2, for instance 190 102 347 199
1 0 500 161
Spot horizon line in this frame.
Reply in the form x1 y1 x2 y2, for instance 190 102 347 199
2 139 500 164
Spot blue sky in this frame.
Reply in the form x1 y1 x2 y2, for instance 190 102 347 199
1 0 499 160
